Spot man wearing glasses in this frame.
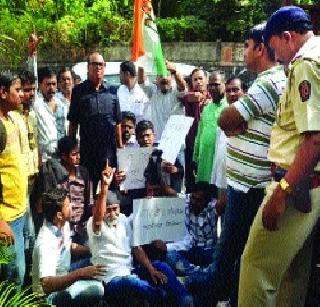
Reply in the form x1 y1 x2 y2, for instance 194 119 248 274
68 52 122 193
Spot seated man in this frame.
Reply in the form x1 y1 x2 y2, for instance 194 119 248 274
115 119 181 216
153 182 217 276
32 188 105 306
58 136 94 246
136 120 184 194
88 167 193 307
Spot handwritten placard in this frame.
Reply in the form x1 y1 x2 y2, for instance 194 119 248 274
133 197 186 246
158 115 194 164
117 147 153 190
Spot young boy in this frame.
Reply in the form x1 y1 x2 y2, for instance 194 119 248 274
32 187 104 306
58 136 94 245
135 120 184 194
0 72 27 288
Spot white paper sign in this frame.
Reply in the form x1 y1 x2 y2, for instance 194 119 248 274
133 197 186 246
158 115 194 164
117 147 153 190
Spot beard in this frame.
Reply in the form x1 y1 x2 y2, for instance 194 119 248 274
105 216 119 227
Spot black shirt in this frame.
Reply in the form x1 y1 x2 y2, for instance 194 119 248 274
68 80 121 173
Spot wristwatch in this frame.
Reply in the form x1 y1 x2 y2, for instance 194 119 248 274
279 178 292 194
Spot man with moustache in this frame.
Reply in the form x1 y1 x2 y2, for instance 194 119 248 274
192 71 229 184
239 7 320 306
183 69 210 192
68 52 122 192
139 61 186 142
121 111 137 147
186 23 286 306
57 67 74 106
33 66 66 161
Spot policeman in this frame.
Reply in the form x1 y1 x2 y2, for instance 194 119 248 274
238 6 320 306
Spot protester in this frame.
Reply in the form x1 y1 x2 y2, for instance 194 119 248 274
68 52 122 192
239 7 320 306
57 136 94 245
117 60 150 123
139 61 186 141
183 69 210 193
19 70 39 178
224 77 245 104
136 120 183 195
185 23 286 306
0 72 27 288
211 77 245 218
121 111 137 147
33 66 66 161
57 67 74 105
17 70 39 284
73 73 82 86
192 71 229 183
88 167 193 307
153 181 217 275
32 188 104 306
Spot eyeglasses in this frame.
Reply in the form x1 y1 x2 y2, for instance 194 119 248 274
89 62 105 68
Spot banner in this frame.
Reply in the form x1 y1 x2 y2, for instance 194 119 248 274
133 197 186 245
117 147 153 190
158 115 194 164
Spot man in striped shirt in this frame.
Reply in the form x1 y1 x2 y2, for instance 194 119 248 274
185 23 286 306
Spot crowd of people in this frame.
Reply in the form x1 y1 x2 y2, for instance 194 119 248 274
0 5 320 307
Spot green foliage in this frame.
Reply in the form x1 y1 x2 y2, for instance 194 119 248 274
157 16 207 42
0 281 49 306
0 242 14 265
0 0 318 66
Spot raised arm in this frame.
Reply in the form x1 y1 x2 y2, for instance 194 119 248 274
166 61 186 91
92 165 114 233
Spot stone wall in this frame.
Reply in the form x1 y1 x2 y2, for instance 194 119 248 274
35 41 245 70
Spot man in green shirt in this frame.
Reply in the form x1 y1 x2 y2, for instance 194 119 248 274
193 73 244 183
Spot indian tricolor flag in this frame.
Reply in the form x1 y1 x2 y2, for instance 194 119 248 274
132 0 167 76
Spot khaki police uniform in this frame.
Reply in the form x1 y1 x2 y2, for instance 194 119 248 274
238 36 320 307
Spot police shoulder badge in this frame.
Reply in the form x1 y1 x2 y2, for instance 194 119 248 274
298 80 311 102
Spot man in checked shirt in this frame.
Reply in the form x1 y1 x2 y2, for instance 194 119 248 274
153 181 218 275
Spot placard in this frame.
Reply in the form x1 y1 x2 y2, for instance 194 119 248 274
158 115 193 164
133 197 186 246
117 147 153 190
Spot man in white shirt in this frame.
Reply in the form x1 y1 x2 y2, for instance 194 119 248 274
89 167 193 307
117 61 150 123
33 67 66 161
139 61 186 141
32 188 105 306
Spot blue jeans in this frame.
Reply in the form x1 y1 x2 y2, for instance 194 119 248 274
69 257 91 272
104 261 193 307
166 247 215 276
47 280 104 307
2 214 26 289
185 186 264 305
